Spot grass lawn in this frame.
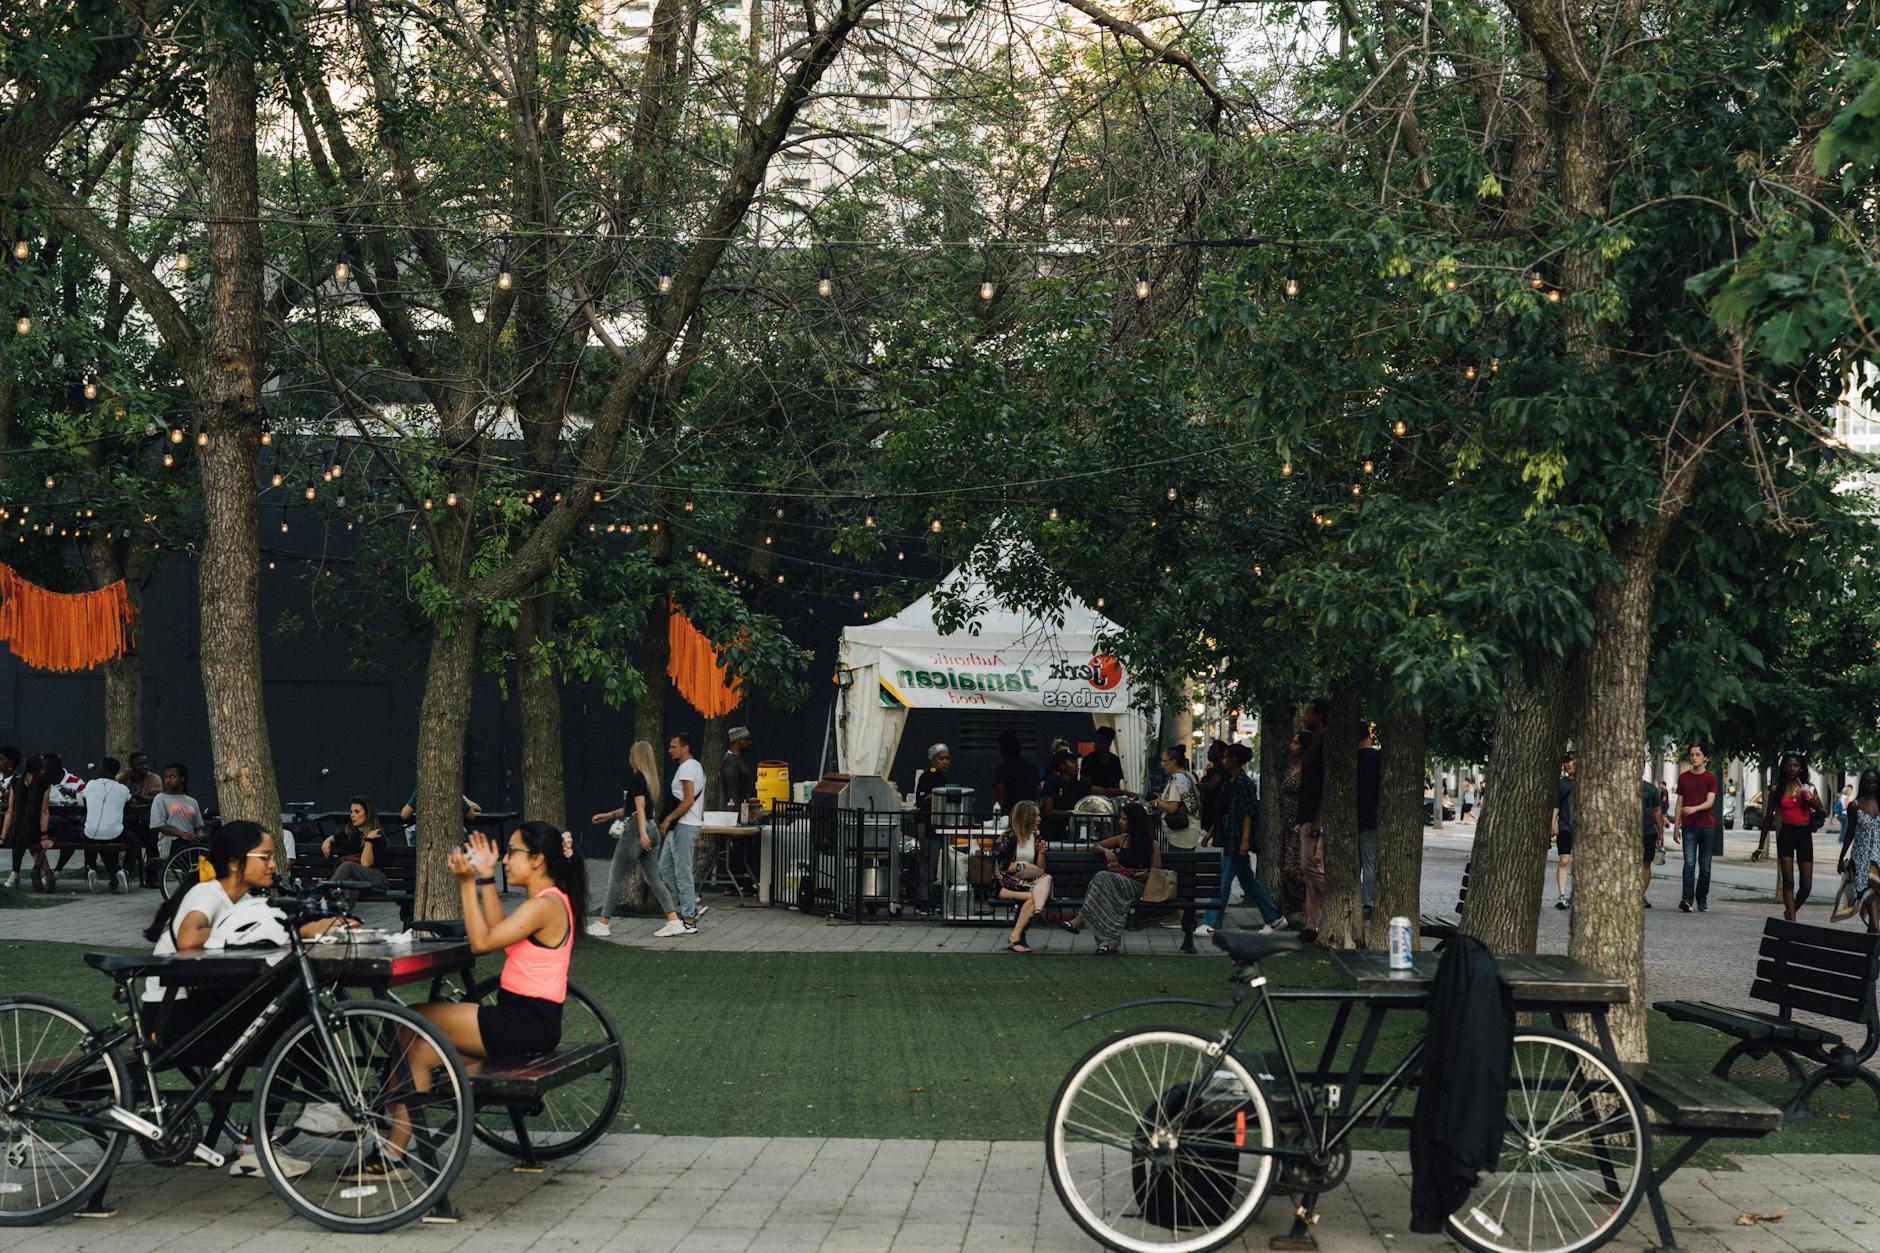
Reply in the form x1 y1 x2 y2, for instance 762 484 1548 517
2 938 1873 1163
0 887 73 909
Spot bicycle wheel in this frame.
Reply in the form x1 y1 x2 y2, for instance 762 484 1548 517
250 1000 471 1233
1047 1026 1276 1253
1446 1028 1649 1253
161 845 205 899
470 983 626 1161
0 995 130 1225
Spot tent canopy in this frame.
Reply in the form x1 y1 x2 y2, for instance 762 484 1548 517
835 566 1152 794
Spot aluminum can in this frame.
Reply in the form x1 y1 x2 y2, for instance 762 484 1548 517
1387 916 1413 970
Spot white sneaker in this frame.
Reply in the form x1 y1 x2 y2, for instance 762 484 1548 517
2 871 14 889
682 922 700 934
229 1144 311 1180
1192 924 1216 937
654 920 689 938
113 871 128 894
585 919 613 938
292 1102 360 1136
695 904 711 921
88 869 102 894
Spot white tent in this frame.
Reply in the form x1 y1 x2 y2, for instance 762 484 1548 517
835 567 1152 793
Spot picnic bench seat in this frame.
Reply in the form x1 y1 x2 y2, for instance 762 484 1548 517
984 847 1224 953
1655 918 1880 1117
1622 1062 1783 1251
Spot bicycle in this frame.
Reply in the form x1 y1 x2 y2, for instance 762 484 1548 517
1046 929 1649 1253
0 884 473 1232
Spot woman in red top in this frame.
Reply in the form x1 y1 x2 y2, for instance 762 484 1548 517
372 821 587 1182
1756 752 1827 921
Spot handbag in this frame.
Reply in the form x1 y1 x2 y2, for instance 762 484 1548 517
1141 868 1177 903
1830 866 1860 923
1162 773 1194 831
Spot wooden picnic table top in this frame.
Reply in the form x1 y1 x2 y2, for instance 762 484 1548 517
1330 950 1630 1006
147 937 475 990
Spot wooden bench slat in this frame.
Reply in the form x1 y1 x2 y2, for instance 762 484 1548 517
1652 999 1830 1045
1621 1063 1782 1133
468 1042 619 1100
1757 939 1876 978
1762 918 1880 956
1754 958 1871 1001
1748 980 1868 1024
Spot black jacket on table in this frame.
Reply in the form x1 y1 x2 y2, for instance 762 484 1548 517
1409 933 1512 1233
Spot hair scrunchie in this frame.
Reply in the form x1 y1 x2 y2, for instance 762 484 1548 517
561 830 575 858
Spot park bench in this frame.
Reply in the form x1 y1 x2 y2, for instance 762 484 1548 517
292 844 421 925
1655 918 1880 1117
988 847 1223 952
1622 1062 1783 1250
1418 913 1459 949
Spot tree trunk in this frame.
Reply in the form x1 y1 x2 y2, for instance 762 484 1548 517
635 594 670 753
1567 531 1663 1060
194 44 279 825
88 533 149 760
414 606 481 918
1259 702 1295 912
1460 656 1573 956
702 716 725 809
1368 702 1427 951
1316 681 1365 948
514 587 565 826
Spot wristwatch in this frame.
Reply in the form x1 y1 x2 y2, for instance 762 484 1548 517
476 876 496 886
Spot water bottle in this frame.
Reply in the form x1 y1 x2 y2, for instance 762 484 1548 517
1388 916 1413 970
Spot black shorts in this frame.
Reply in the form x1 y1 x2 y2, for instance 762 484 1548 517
477 988 563 1058
1642 830 1659 865
1554 831 1573 857
1777 823 1813 863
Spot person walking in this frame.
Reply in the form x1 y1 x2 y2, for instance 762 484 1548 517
719 726 758 892
660 733 708 929
1552 754 1576 910
1199 743 1283 936
1836 767 1880 933
590 740 689 938
1640 765 1666 908
1754 751 1827 921
1675 743 1720 912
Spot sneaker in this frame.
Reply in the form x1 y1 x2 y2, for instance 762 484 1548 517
682 922 700 935
1697 901 1708 913
653 920 689 938
113 870 128 895
695 904 711 921
1554 894 1569 910
1298 928 1319 945
2 871 14 889
1192 924 1216 938
585 919 613 938
1678 900 1693 913
292 1102 360 1136
88 869 102 894
230 1144 311 1180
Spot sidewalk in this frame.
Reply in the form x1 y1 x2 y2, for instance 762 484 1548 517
20 1135 1880 1252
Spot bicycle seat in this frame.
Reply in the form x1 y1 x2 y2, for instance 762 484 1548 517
410 919 466 939
1212 929 1301 965
85 951 174 978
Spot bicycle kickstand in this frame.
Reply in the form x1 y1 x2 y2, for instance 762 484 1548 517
74 1177 117 1220
1269 1192 1320 1251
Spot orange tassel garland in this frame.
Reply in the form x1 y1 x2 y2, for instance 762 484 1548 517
667 606 743 718
0 564 136 672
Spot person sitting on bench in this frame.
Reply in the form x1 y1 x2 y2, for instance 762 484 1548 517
1058 801 1160 955
81 757 134 894
994 801 1052 953
377 823 587 1183
2 755 51 892
323 795 388 890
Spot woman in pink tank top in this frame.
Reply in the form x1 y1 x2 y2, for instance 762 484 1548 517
369 821 588 1184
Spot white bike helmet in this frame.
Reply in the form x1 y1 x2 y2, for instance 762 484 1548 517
205 895 292 950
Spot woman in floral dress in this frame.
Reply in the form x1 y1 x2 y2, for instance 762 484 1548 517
1837 767 1880 933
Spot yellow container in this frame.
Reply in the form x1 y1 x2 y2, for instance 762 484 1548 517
756 761 790 812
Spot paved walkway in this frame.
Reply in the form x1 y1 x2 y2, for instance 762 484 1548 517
20 1136 1880 1252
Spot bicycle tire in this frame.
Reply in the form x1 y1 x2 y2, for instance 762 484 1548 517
0 995 131 1226
250 999 472 1233
1047 1025 1276 1253
1445 1028 1650 1253
161 845 206 899
468 982 627 1161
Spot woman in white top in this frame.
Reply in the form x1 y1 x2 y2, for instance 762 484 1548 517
141 820 347 1178
992 801 1052 952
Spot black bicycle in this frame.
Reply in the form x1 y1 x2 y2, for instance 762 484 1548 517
1046 930 1649 1253
0 886 473 1231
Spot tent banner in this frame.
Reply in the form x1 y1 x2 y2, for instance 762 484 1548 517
876 644 1128 711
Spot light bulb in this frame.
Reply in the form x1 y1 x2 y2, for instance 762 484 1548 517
817 275 833 298
169 427 185 445
1048 508 1058 520
304 485 316 501
260 428 273 446
423 497 434 511
897 550 904 560
763 535 772 545
330 462 342 478
1546 288 1561 303
14 313 29 336
271 472 283 487
1096 597 1105 609
1166 487 1177 501
44 475 54 489
1135 276 1151 300
334 259 351 282
268 561 276 570
1363 460 1374 474
10 239 26 261
1281 461 1292 477
497 269 513 291
930 518 942 532
552 491 562 502
657 274 673 294
852 590 861 601
1490 357 1500 373
446 492 458 507
175 250 189 272
1445 277 1458 292
1529 272 1543 289
1351 482 1362 497
195 430 209 447
280 520 289 533
864 515 874 527
1283 276 1299 298
776 574 785 585
83 379 98 400
684 499 694 512
162 452 175 468
593 490 603 503
978 279 995 301
1465 365 1477 380
1393 419 1407 437
589 524 597 533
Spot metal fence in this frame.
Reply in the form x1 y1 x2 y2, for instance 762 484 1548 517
767 802 1118 923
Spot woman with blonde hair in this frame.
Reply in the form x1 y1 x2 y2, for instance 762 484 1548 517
993 800 1052 952
588 740 689 938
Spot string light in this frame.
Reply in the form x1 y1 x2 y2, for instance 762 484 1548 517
168 427 185 445
83 377 98 401
776 574 785 584
930 518 942 532
330 461 342 478
1280 461 1292 476
1490 357 1500 373
1134 272 1152 300
43 475 54 489
174 249 189 273
1464 365 1477 381
271 472 283 488
1362 459 1374 474
1546 289 1561 303
195 430 210 447
657 273 673 295
1529 272 1543 290
304 484 316 501
1393 419 1407 437
817 272 833 298
897 550 905 561
978 278 996 301
684 499 694 512
422 497 434 511
863 515 874 527
593 490 603 503
1048 507 1058 521
1444 277 1458 292
446 492 458 507
763 535 772 545
496 234 513 291
1166 487 1178 501
9 236 26 261
280 520 289 533
334 247 352 283
1351 482 1362 497
13 311 28 336
162 452 175 468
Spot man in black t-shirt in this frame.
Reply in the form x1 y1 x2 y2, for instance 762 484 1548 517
992 730 1039 812
1080 726 1127 797
1041 750 1092 839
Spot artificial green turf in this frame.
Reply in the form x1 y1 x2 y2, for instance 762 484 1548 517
0 887 72 909
2 938 1874 1162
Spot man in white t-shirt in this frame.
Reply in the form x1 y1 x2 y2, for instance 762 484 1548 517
82 757 134 895
659 732 708 932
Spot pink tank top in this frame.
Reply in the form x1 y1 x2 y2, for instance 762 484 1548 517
499 886 571 1003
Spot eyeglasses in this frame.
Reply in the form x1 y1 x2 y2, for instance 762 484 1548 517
245 852 274 861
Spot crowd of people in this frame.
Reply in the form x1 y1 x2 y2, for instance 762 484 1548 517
1 747 191 894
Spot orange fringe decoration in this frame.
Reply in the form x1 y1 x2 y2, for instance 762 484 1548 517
0 564 136 672
667 606 742 718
